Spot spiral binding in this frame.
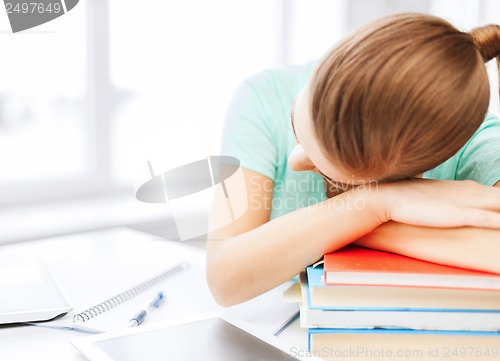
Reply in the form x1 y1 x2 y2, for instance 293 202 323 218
72 261 189 323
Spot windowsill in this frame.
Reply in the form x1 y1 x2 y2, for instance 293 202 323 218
0 195 176 245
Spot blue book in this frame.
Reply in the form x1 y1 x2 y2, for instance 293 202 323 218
304 266 500 312
300 267 500 330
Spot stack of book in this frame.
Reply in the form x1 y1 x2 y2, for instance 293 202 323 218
299 246 500 361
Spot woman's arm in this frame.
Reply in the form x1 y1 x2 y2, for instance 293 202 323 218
355 180 500 273
207 171 500 306
207 169 385 307
355 222 500 273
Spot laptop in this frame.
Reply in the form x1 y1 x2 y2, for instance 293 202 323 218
0 254 72 324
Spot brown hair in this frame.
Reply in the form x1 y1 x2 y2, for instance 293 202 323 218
310 13 500 181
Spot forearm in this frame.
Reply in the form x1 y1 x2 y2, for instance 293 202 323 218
207 190 383 306
355 222 500 273
207 178 500 306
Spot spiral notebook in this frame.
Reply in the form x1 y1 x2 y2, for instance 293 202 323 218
36 261 190 334
72 261 188 324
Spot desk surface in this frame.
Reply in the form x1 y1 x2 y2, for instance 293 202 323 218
0 228 306 361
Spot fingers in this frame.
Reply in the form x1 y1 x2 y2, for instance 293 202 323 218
463 182 500 211
372 178 500 229
463 208 500 229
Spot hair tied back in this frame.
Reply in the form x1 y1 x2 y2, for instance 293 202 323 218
469 24 500 62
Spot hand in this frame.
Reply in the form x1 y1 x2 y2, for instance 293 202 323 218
375 179 500 229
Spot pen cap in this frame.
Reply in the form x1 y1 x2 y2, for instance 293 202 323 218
149 292 164 308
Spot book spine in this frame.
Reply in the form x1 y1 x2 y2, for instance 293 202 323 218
308 328 500 361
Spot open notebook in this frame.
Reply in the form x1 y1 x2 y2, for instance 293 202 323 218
57 261 190 333
29 232 221 334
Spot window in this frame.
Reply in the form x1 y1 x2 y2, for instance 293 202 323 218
0 2 88 205
1 0 498 208
108 0 284 190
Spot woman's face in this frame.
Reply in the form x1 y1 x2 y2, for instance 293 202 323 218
287 83 367 190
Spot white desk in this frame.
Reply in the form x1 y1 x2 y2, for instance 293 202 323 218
0 228 306 361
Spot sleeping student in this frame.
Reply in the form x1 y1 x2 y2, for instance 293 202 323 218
207 13 500 306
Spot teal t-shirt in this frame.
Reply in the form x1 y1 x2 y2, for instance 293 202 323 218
221 62 500 219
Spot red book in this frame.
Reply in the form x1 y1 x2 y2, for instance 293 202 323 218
323 245 500 290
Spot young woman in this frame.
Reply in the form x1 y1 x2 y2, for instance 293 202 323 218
207 13 500 306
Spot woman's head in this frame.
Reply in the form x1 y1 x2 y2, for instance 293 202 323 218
288 13 500 186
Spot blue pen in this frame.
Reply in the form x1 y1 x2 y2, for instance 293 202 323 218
128 291 165 327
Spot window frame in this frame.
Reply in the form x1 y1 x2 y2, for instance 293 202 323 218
1 0 498 207
0 0 132 207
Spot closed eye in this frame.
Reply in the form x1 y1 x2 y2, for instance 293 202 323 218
318 169 356 190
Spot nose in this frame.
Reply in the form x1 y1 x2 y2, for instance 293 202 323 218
288 144 316 171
